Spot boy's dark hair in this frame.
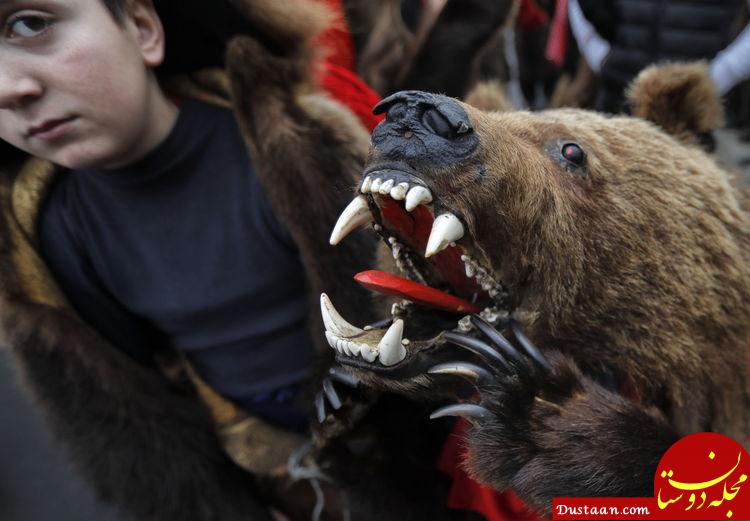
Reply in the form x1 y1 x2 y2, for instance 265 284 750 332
101 0 129 22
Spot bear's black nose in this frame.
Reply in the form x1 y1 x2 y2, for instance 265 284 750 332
370 91 478 167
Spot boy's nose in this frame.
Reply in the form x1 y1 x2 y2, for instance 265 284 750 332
0 74 44 110
369 91 478 167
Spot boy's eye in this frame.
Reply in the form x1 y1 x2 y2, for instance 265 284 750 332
6 14 52 39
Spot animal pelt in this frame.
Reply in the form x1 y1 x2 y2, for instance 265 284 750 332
0 0 380 520
356 0 516 99
318 62 750 517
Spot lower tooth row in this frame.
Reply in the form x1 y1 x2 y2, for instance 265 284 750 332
461 254 506 299
325 331 377 362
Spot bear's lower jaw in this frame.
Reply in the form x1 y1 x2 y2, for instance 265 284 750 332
323 169 515 379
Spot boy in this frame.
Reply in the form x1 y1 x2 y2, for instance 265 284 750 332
0 0 378 519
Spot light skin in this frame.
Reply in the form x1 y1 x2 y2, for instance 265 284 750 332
0 0 178 169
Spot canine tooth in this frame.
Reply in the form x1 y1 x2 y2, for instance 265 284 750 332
320 293 364 338
371 178 383 192
379 179 394 194
425 213 464 258
378 319 406 366
405 186 433 211
391 183 408 200
330 195 373 245
361 176 373 193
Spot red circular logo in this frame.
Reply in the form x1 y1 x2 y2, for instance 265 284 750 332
655 433 750 519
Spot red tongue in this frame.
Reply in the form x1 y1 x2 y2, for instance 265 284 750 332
354 270 481 314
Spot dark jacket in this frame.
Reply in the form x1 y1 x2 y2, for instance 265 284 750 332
580 0 744 112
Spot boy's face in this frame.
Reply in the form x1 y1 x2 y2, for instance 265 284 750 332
0 0 174 169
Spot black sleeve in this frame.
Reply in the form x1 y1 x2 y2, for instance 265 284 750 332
38 186 164 365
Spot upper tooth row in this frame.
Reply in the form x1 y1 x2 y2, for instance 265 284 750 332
320 294 407 366
330 194 465 258
361 176 433 212
461 254 505 297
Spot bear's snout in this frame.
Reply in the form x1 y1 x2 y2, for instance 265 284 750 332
370 91 479 170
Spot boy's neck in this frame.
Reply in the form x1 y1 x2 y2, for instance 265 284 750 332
102 81 179 170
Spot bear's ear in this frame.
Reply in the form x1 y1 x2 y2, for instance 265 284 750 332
626 62 723 144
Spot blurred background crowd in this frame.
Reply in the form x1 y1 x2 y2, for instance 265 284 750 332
2 0 748 519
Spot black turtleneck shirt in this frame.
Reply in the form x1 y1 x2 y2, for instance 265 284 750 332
38 100 312 430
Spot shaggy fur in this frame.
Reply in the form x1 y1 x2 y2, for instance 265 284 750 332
329 62 750 516
356 0 515 98
626 62 724 144
0 0 379 519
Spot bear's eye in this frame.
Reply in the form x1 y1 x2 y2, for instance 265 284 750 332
561 143 585 166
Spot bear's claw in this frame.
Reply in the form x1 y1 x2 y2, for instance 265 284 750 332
429 403 493 422
427 361 493 385
442 331 513 371
428 316 551 423
315 368 361 423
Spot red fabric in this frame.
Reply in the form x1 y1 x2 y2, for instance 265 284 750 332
438 420 546 521
312 0 384 131
518 0 550 31
544 0 569 67
318 62 384 132
315 0 357 72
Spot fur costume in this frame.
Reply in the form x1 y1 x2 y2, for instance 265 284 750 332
0 1 381 519
318 62 750 518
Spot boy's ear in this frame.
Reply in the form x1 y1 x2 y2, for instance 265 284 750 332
127 0 166 67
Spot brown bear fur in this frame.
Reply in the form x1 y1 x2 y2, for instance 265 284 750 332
321 62 750 516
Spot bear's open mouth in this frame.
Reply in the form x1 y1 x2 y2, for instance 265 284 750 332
324 165 514 376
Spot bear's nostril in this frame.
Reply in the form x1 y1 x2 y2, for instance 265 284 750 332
386 104 406 123
422 108 456 140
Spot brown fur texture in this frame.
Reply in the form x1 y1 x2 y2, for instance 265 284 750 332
356 0 515 98
464 80 513 112
626 61 724 144
357 0 416 95
329 64 750 516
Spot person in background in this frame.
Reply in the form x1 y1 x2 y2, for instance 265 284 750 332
569 0 750 113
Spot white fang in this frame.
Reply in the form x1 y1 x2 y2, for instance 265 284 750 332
377 319 406 366
329 195 373 245
320 293 364 338
425 213 464 257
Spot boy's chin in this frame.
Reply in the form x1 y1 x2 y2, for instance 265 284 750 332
46 144 129 171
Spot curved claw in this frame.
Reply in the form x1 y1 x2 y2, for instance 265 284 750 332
470 315 524 363
315 392 327 423
322 378 343 410
428 361 493 385
429 403 493 421
328 366 360 388
444 331 511 372
510 320 552 371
